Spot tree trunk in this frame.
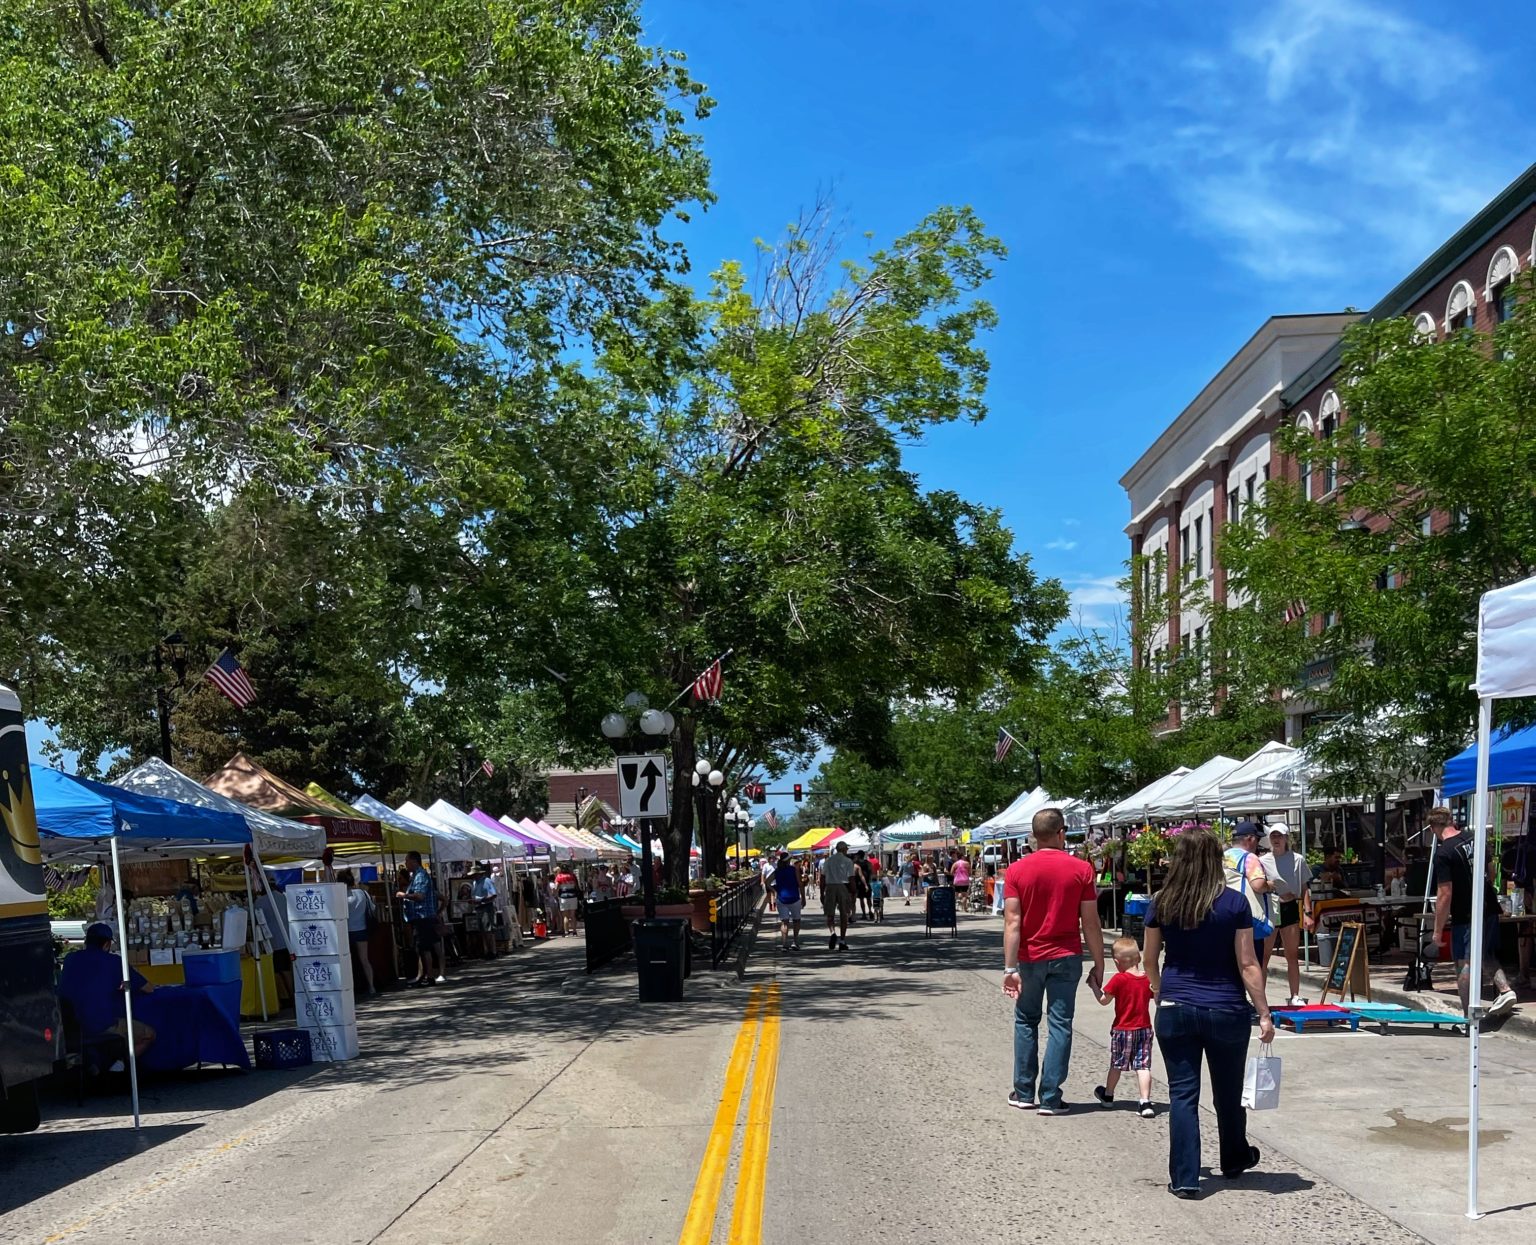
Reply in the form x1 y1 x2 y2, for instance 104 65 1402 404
665 716 696 890
701 791 727 880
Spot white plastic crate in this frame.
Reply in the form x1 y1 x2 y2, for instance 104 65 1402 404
285 883 348 923
303 1022 359 1063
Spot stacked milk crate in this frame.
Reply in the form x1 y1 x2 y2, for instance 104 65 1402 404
285 883 359 1062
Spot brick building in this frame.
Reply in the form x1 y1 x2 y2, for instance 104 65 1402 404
1123 162 1536 739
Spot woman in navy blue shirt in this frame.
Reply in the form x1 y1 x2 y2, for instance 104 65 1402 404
1145 827 1274 1199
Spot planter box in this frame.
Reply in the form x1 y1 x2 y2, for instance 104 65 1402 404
619 902 694 924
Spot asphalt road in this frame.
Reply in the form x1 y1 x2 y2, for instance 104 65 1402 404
3 904 1532 1245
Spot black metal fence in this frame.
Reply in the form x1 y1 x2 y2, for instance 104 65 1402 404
584 897 632 974
709 875 764 967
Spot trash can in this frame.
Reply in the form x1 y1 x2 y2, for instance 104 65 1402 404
633 918 687 1002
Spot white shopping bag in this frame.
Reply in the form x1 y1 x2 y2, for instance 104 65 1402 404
1241 1042 1282 1110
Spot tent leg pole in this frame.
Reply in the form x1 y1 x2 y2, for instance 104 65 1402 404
1300 788 1310 969
1467 695 1494 1220
110 837 142 1131
243 861 268 1023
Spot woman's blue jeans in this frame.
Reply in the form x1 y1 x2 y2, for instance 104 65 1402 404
1154 1001 1252 1189
1012 956 1080 1109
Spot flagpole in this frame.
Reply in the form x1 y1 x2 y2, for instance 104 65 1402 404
663 648 735 710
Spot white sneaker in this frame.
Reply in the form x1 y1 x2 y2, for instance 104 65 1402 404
434 975 447 985
1287 996 1307 1007
1489 989 1517 1017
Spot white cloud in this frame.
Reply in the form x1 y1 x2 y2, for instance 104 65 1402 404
1046 538 1079 551
1075 0 1523 285
1065 573 1128 630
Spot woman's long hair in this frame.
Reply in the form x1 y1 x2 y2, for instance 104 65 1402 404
1154 826 1227 930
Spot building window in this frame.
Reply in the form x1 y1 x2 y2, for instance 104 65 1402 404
1494 282 1516 324
1294 413 1313 499
1413 312 1437 342
1420 512 1433 536
1324 609 1339 630
1320 414 1337 495
1180 525 1191 582
1227 487 1239 525
1445 280 1476 335
1193 515 1204 578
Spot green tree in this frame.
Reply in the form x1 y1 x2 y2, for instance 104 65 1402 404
1223 274 1536 793
0 0 711 764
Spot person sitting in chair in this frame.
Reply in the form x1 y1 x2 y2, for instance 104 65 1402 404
57 923 156 1057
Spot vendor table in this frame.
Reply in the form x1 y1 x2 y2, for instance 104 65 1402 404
134 983 251 1071
131 953 279 1018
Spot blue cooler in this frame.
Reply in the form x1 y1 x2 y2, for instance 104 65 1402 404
1123 896 1150 918
184 949 241 985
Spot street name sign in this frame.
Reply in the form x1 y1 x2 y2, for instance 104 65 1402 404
617 753 670 819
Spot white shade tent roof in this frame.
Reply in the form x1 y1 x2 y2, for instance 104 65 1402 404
975 787 1047 834
116 757 328 858
1144 754 1243 819
877 813 943 844
395 800 478 862
1095 767 1191 825
424 799 533 857
1214 743 1309 810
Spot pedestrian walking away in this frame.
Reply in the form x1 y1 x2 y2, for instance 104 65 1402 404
822 841 858 949
1429 806 1518 1018
1223 820 1275 995
1093 936 1155 1117
772 851 804 950
1001 807 1105 1115
869 869 886 922
1144 826 1274 1199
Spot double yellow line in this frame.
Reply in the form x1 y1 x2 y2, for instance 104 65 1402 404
677 982 783 1245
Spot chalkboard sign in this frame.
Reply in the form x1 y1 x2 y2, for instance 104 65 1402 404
1321 921 1371 1003
926 885 957 938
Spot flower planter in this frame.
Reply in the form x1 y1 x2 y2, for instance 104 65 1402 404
619 902 694 924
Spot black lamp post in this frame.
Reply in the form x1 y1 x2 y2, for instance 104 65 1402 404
153 633 188 764
601 695 673 920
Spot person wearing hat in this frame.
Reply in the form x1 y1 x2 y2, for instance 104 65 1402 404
1223 821 1277 977
470 863 500 960
1266 824 1314 1006
56 923 157 1057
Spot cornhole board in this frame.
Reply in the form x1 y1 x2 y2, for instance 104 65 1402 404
1343 1004 1466 1032
1274 1005 1360 1033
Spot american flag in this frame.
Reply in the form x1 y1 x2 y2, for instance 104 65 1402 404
994 727 1016 764
1283 600 1308 625
204 649 256 708
481 758 495 778
765 808 779 829
691 657 723 703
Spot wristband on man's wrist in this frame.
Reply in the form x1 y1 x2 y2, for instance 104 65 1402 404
1003 965 1018 973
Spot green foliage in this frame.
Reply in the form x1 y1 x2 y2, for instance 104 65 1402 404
47 880 100 921
1224 272 1536 793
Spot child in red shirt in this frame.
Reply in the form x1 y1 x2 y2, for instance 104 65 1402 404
1093 936 1156 1117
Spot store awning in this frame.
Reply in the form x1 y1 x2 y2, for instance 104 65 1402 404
203 753 381 844
877 813 943 844
813 828 846 850
36 768 249 861
785 826 836 851
116 757 327 858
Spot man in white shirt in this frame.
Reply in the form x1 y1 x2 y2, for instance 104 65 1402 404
821 842 858 950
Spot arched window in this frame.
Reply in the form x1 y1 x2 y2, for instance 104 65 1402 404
1295 411 1314 500
1486 246 1520 325
1412 312 1436 341
1445 280 1476 334
1318 392 1340 495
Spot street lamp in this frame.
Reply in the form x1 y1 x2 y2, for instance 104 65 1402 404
600 693 668 919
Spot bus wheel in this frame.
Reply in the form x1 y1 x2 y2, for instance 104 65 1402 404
0 1084 41 1134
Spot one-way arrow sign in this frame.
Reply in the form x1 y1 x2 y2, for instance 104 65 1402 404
617 753 670 819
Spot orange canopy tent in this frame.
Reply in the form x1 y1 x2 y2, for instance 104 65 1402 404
203 752 381 845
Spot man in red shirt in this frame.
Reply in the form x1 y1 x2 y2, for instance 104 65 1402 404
1001 807 1105 1115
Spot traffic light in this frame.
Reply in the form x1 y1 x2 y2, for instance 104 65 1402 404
750 782 766 804
793 783 803 802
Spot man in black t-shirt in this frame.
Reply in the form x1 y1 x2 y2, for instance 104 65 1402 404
1429 807 1516 1018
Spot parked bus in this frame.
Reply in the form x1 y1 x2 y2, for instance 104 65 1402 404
0 681 58 1132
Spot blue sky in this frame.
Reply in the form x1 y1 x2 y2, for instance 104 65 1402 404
645 0 1534 633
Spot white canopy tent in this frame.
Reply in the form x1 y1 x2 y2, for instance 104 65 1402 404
1461 573 1536 1219
1095 767 1191 825
116 757 328 858
1212 742 1302 810
976 786 1054 838
835 827 874 851
395 801 478 862
878 813 943 844
1145 755 1243 820
423 799 523 858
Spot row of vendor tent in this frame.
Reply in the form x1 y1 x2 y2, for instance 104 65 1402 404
972 787 1094 839
1089 738 1437 827
782 826 873 852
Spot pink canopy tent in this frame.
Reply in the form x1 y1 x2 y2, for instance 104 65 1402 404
469 808 542 855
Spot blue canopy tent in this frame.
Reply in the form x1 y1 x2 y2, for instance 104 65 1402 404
1440 723 1536 798
34 768 251 1129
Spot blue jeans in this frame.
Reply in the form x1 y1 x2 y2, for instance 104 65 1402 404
1012 956 1080 1108
1155 1001 1252 1189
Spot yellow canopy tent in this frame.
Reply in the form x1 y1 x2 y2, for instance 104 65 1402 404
305 782 433 856
784 826 838 851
